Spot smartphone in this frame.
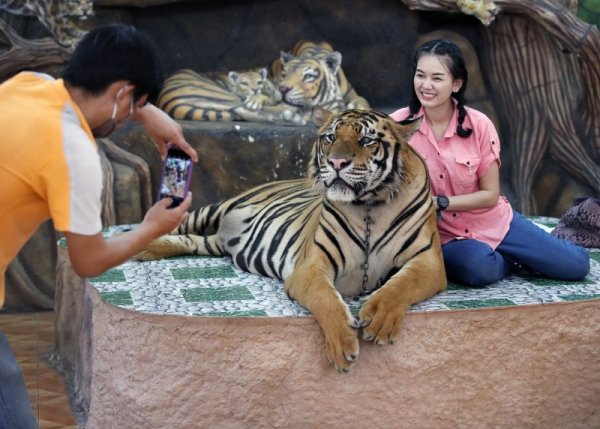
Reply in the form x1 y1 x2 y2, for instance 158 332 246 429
158 148 193 208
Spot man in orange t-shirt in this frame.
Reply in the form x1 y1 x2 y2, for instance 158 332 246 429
0 24 198 428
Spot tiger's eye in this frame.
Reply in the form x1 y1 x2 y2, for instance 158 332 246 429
360 137 376 146
322 134 336 144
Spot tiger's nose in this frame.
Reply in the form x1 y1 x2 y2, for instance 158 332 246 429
279 85 290 94
329 157 350 171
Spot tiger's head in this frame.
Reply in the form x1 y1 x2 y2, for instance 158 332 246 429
309 108 422 205
278 50 343 110
228 68 269 101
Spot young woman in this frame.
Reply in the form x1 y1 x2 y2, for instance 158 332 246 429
391 39 589 286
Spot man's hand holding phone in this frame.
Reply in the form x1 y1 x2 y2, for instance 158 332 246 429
137 146 195 239
142 191 192 238
158 148 193 209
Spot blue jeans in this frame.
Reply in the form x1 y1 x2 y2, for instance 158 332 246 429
442 211 590 287
0 332 38 429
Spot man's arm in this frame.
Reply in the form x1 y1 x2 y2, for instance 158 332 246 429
133 104 199 162
63 193 192 277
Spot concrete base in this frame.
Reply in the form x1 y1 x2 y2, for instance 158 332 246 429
54 250 600 429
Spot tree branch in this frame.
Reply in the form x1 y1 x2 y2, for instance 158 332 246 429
0 17 71 81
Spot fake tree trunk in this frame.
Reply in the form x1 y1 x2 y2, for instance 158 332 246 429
0 18 71 82
401 0 600 214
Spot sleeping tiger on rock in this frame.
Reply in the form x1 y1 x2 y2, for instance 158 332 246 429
136 108 447 371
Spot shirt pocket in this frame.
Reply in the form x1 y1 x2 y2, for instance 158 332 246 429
453 155 481 190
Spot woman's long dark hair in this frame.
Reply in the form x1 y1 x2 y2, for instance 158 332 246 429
405 39 472 138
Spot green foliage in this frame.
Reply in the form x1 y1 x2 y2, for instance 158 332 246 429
578 0 600 26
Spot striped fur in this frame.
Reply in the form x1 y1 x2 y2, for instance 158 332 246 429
138 109 446 371
157 41 369 124
158 69 246 122
275 41 364 113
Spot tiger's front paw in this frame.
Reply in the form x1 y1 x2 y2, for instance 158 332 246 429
132 236 182 261
358 292 408 345
244 94 267 111
132 247 163 261
320 313 361 372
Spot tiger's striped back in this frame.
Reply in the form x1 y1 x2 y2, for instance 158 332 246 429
174 179 321 280
158 69 245 121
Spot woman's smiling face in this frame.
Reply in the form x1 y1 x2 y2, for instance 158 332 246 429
413 54 463 110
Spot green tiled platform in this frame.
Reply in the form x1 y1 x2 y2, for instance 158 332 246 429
88 218 600 316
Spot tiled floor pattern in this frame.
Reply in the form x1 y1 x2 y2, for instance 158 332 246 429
89 218 600 316
1 218 597 428
0 311 78 428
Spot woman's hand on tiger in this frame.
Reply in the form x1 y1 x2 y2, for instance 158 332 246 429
134 103 199 162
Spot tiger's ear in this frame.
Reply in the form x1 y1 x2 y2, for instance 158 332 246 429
280 51 295 65
394 116 423 140
312 107 333 127
228 71 240 85
325 51 342 75
258 67 268 80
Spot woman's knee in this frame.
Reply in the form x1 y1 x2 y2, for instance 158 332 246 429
558 246 590 281
443 242 507 287
447 262 505 287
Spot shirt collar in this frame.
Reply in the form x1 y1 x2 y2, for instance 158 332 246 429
414 99 460 139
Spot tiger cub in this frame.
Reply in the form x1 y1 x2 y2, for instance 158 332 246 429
137 109 447 372
227 67 281 111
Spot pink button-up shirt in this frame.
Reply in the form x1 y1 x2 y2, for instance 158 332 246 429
390 105 513 249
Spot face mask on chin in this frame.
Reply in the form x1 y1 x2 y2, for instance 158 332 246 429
92 88 134 138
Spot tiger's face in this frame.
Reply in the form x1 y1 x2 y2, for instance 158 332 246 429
278 51 342 108
310 109 422 205
228 68 268 101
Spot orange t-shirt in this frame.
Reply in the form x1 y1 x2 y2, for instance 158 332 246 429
0 72 103 308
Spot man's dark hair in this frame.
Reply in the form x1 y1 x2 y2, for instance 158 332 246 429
62 24 164 104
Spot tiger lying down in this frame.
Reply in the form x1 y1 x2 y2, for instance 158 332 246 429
137 108 447 372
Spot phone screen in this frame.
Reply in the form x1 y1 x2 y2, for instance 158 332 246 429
158 148 193 208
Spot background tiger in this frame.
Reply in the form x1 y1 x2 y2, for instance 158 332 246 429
273 40 369 114
137 108 447 372
158 68 284 122
157 40 369 125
